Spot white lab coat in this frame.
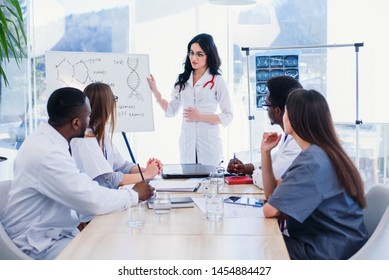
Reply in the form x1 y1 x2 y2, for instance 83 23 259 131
1 122 138 256
70 135 135 180
252 134 301 188
166 69 233 166
70 137 113 180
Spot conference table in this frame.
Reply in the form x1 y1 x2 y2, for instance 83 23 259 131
56 181 290 260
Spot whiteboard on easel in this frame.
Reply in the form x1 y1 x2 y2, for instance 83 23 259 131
45 51 154 132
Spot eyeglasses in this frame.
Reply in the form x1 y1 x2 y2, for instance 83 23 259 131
187 51 206 59
260 101 277 111
114 95 118 102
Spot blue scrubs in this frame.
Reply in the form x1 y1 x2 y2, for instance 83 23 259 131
268 144 368 259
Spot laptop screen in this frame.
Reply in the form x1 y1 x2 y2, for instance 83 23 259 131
161 164 215 179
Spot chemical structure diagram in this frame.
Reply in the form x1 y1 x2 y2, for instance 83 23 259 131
54 56 145 102
55 58 98 86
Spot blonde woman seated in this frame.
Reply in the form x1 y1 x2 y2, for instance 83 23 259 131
71 82 162 189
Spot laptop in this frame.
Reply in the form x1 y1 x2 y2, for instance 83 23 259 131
161 164 215 179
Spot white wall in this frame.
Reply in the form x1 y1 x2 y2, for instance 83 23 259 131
327 0 389 123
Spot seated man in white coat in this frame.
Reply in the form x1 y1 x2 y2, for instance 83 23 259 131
227 76 302 188
1 87 154 260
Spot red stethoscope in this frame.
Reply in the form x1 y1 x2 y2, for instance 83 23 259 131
177 74 215 94
203 75 215 90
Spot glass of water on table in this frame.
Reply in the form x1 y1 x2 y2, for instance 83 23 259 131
210 166 225 192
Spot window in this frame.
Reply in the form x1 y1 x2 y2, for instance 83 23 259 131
1 0 388 187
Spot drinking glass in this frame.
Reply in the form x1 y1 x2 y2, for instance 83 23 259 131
127 202 146 227
206 196 224 221
210 168 224 191
202 178 218 197
153 193 171 214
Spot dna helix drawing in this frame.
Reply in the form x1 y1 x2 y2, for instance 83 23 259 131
127 57 143 101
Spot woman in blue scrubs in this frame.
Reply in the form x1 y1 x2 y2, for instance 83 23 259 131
261 88 368 259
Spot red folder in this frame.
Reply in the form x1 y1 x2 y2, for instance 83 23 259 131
224 176 253 185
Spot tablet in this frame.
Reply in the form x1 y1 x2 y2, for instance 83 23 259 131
224 196 266 207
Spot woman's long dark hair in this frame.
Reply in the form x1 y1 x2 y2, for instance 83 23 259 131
286 89 366 208
175 33 221 92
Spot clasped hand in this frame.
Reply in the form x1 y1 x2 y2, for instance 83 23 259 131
145 158 163 178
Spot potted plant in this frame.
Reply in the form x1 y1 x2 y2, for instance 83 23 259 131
0 0 26 87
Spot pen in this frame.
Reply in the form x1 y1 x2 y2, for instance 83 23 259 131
233 153 238 176
137 163 145 181
193 182 201 192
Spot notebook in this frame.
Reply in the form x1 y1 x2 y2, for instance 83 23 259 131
161 164 215 179
149 178 202 192
224 175 253 185
147 196 194 209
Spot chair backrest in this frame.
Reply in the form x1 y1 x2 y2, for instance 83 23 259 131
0 222 33 260
363 184 389 237
0 180 12 213
0 180 32 260
350 206 389 259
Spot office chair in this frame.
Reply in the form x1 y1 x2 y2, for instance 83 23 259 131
363 184 389 237
349 184 389 259
0 180 32 260
350 206 389 259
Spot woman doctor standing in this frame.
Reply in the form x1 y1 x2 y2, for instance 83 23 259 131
148 33 233 166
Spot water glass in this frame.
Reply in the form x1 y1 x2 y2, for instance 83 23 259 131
206 196 224 221
202 178 218 197
153 193 171 214
210 167 225 191
127 203 146 227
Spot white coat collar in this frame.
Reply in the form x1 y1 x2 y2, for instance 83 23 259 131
188 68 212 87
39 122 70 151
